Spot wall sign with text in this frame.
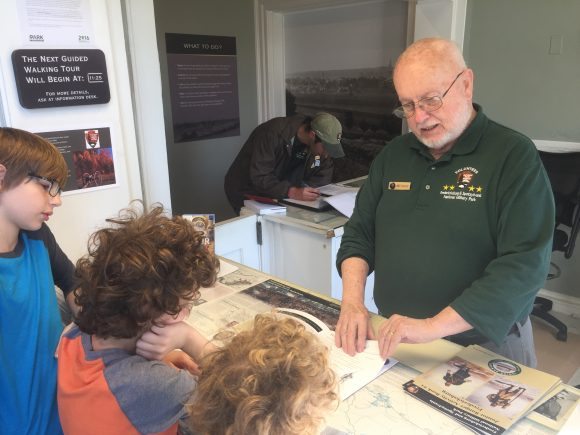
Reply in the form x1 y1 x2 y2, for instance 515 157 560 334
11 49 110 108
165 33 240 142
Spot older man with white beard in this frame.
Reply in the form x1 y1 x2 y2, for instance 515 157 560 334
334 38 554 366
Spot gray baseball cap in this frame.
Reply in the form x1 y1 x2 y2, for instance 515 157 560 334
311 112 345 158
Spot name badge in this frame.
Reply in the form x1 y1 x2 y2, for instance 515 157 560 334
387 181 412 190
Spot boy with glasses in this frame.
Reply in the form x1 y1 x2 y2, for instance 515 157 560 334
335 38 554 367
0 127 75 434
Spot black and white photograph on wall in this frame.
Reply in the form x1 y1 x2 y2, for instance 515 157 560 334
284 1 408 182
165 33 240 143
36 127 117 194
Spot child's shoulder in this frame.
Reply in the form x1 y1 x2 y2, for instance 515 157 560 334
105 355 196 401
104 356 196 432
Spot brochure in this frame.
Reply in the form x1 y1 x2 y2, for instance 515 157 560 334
527 383 580 431
404 345 561 434
182 213 215 255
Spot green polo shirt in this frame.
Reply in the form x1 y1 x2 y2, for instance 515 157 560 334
337 105 554 345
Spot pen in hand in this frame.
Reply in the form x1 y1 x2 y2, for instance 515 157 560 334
288 185 320 201
301 182 320 199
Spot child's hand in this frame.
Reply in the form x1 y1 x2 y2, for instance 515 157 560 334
136 321 192 360
163 350 201 376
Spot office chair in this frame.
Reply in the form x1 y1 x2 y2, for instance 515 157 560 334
532 151 580 342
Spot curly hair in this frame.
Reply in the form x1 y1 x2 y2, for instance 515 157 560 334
188 314 338 435
74 204 219 338
0 127 68 189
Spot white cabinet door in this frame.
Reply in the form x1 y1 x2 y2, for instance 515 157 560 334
260 218 334 297
215 215 261 270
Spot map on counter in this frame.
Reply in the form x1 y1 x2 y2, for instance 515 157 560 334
187 278 395 400
191 268 565 434
187 279 345 348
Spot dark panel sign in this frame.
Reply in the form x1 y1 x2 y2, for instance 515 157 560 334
165 33 240 142
11 49 110 108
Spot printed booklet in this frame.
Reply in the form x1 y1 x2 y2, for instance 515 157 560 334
403 345 561 434
527 383 580 431
182 213 215 255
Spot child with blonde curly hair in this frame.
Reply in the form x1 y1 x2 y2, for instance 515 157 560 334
188 314 338 435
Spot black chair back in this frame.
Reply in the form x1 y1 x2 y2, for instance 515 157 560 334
539 151 580 258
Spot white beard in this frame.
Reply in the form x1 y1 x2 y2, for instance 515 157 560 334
415 106 474 150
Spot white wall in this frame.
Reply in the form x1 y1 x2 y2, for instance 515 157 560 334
0 0 143 262
284 1 407 75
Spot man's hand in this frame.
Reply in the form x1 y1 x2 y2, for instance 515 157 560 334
376 307 474 359
288 186 320 201
376 315 440 359
334 300 372 356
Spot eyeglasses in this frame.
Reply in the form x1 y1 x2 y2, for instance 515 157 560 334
28 172 62 197
393 70 466 119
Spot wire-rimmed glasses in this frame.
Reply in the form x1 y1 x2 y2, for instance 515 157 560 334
393 70 466 119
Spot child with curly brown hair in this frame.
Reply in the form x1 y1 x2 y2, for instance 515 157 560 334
57 205 219 435
188 314 338 435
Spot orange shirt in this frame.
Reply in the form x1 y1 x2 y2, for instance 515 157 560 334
57 326 195 435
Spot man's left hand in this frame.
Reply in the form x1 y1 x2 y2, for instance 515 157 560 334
376 314 440 360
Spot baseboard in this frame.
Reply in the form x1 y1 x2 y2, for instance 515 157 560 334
537 288 580 317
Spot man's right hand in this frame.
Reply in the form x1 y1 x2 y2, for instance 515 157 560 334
288 186 320 201
334 300 371 356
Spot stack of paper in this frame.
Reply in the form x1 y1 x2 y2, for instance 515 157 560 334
243 199 286 215
403 345 562 434
280 183 359 217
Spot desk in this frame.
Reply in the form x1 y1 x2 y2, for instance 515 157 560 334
190 260 577 434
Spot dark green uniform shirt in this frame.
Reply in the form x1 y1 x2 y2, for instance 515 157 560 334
337 105 554 345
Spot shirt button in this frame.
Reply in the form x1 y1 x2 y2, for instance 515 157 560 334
431 166 436 170
425 185 431 190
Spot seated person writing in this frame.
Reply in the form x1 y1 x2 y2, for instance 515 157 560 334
188 314 338 435
57 205 219 435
